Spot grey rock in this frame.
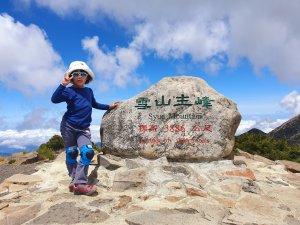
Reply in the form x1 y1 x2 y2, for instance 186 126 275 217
112 181 142 192
8 151 39 165
35 186 58 193
266 177 289 186
4 174 42 185
281 173 300 188
162 165 190 176
279 204 291 211
4 203 41 225
0 192 19 202
242 180 261 194
223 209 278 225
276 160 300 173
112 168 146 192
101 76 241 161
0 203 9 210
283 215 300 225
98 154 125 170
253 154 274 165
125 158 141 169
236 149 254 159
125 208 216 225
2 150 300 225
89 199 114 207
186 200 230 224
27 202 109 224
0 165 38 184
88 165 99 185
233 159 247 167
0 188 9 197
0 211 5 225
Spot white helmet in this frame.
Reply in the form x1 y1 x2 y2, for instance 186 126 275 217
66 61 94 84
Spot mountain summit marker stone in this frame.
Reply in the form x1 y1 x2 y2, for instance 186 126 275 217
100 76 241 161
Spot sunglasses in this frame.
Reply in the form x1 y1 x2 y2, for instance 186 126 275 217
70 70 88 78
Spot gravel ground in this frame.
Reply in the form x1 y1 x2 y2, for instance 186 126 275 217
0 164 38 184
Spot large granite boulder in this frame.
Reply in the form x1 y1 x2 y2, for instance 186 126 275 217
100 76 241 161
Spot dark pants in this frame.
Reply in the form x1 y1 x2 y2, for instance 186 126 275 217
60 119 92 184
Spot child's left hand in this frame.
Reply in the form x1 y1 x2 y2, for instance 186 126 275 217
109 102 120 110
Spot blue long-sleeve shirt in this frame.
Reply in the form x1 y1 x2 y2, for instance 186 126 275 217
51 84 109 129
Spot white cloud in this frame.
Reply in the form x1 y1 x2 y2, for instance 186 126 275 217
17 108 61 131
236 118 288 135
236 120 257 135
24 0 300 83
0 128 60 149
82 36 146 89
90 125 101 144
280 90 300 115
0 123 100 151
227 1 300 83
131 20 228 62
0 13 64 95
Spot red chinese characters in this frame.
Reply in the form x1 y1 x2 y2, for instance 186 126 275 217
191 124 212 132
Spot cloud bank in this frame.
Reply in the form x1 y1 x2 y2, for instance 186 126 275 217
0 128 59 150
82 36 145 90
22 0 300 83
236 118 287 135
0 13 64 95
17 108 61 131
0 125 102 151
280 90 300 116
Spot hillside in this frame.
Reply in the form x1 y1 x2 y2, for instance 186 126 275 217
238 114 300 146
234 115 300 163
240 128 266 136
269 114 300 146
0 145 38 157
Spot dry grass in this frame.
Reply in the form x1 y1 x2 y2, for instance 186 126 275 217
0 157 7 165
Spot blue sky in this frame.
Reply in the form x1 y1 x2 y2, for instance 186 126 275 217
1 0 300 152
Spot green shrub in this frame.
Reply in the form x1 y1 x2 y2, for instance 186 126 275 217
92 142 102 153
37 143 55 160
8 159 16 164
234 133 299 163
46 135 64 152
36 135 102 161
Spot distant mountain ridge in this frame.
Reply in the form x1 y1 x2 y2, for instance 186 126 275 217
0 142 101 158
269 114 300 146
0 145 38 157
239 114 300 146
242 128 266 136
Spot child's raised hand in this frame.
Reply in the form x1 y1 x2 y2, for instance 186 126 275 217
109 101 120 110
62 72 73 86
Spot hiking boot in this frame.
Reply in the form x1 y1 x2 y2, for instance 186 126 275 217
69 181 74 192
73 184 97 196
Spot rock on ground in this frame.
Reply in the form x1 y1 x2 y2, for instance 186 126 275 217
0 151 299 225
101 76 241 161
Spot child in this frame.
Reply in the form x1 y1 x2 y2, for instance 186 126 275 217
51 61 119 195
